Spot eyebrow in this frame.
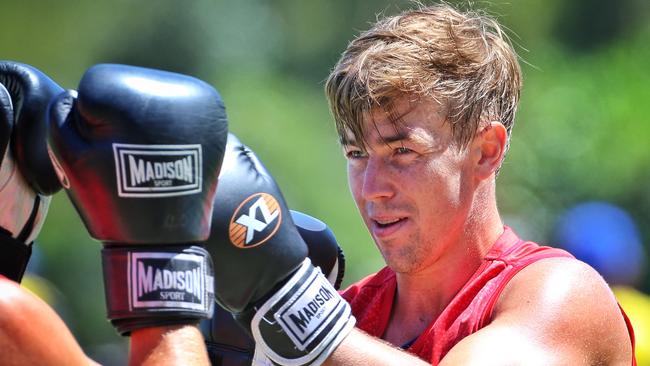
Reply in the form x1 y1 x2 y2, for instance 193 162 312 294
376 132 408 145
340 104 422 146
339 131 409 147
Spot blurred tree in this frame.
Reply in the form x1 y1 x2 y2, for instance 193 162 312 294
499 25 650 291
100 1 213 76
553 0 647 52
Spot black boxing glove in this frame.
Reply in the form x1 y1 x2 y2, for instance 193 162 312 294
205 133 354 366
291 211 345 291
47 64 228 335
201 210 347 366
0 61 64 282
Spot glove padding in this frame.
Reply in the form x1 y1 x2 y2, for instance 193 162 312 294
206 134 354 366
202 210 346 366
291 210 345 291
0 61 64 282
47 64 228 334
0 61 63 194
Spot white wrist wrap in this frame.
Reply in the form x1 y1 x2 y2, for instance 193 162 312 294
252 258 355 366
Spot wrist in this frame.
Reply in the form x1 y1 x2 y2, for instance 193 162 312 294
130 324 210 366
102 245 215 335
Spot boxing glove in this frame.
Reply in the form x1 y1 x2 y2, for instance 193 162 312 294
47 64 228 334
205 133 355 365
291 210 345 291
0 61 64 282
201 209 346 366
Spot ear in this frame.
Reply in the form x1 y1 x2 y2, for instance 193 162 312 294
473 121 507 180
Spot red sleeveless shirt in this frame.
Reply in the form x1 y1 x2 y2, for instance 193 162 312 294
340 226 637 365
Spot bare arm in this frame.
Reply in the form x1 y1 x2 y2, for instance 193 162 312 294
0 277 210 366
129 325 210 366
324 328 428 366
0 278 98 366
321 320 558 366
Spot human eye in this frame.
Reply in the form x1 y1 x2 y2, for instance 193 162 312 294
394 146 414 155
344 148 367 160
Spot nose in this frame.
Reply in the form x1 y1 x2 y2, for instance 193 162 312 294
359 156 394 202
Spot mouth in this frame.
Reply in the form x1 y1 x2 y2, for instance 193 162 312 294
374 217 404 227
370 216 408 238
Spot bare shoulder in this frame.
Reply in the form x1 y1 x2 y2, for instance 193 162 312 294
0 276 38 321
0 277 95 366
494 257 633 365
0 277 59 325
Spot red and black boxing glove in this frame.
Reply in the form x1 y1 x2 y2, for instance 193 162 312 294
201 209 346 366
0 61 63 282
204 133 355 366
47 64 228 334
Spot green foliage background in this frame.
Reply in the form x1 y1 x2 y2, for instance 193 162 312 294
1 0 648 363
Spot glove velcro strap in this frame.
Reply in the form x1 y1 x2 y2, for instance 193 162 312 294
251 258 355 366
102 245 215 335
0 228 32 283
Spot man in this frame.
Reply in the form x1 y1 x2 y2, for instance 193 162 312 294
0 61 224 366
321 3 636 365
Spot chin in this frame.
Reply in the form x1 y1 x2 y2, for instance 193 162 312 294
380 251 422 274
388 262 423 274
376 238 417 272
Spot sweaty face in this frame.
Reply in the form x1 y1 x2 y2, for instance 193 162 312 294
343 98 476 274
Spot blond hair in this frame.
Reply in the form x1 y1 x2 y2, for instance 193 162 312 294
325 3 522 152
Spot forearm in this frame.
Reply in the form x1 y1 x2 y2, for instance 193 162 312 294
324 328 429 366
129 324 209 366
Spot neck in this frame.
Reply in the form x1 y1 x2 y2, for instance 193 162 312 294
385 182 504 344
